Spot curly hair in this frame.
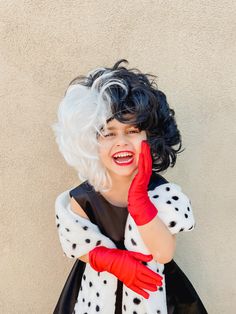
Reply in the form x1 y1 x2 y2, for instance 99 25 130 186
52 59 184 192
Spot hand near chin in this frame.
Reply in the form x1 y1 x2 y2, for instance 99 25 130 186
128 141 158 226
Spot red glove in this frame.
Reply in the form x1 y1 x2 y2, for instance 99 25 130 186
128 140 158 226
89 246 163 299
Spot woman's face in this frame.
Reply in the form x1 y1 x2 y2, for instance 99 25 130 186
97 119 147 180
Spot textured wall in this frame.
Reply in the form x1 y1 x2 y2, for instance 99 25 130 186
1 1 235 313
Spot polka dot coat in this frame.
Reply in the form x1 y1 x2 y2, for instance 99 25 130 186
55 182 195 314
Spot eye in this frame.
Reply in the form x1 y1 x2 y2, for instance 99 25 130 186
103 132 115 137
128 129 140 134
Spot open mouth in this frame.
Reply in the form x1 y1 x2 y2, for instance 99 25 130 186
112 151 134 166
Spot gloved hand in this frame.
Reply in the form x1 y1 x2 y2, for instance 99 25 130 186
128 140 158 226
89 246 163 299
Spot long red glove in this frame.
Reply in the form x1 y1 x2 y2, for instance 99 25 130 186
128 140 158 226
89 246 163 299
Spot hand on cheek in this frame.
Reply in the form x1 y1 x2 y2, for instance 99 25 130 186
128 141 158 226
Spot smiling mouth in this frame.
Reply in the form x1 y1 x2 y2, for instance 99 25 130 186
112 151 134 166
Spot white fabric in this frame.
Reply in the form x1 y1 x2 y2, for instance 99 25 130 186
55 182 195 314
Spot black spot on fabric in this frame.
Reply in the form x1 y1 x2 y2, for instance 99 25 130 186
187 206 190 211
159 286 163 291
189 225 194 230
156 268 159 273
89 281 93 287
166 187 170 191
175 207 179 211
133 312 138 314
179 228 184 232
131 238 137 246
85 239 91 243
96 240 101 246
157 310 161 313
166 200 172 204
71 255 75 258
57 223 60 228
172 196 179 201
133 297 141 305
103 280 107 284
76 220 79 223
153 195 159 199
82 298 85 302
80 286 82 291
96 292 100 297
128 224 132 231
65 228 70 232
72 243 77 249
83 274 86 280
185 213 188 218
125 291 128 296
56 215 59 219
83 226 88 230
124 304 126 311
142 261 148 266
96 305 100 311
98 272 100 276
169 221 176 228
88 301 91 307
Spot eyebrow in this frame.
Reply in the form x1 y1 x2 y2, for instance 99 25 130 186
105 125 138 130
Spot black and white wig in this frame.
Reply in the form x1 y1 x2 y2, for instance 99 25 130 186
52 59 183 192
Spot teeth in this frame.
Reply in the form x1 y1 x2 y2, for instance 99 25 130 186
113 152 133 158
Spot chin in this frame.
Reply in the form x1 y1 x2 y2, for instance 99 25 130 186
113 167 138 178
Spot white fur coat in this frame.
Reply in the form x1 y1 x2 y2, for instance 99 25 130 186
55 182 195 314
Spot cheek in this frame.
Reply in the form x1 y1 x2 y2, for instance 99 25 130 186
98 143 111 161
135 132 147 154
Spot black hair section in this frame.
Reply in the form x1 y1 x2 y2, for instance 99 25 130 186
68 59 185 172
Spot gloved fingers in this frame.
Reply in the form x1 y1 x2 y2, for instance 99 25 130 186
141 140 152 176
129 251 153 262
139 268 163 286
134 277 158 292
137 152 145 185
128 283 150 299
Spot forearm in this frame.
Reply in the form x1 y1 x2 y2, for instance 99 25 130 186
137 214 176 264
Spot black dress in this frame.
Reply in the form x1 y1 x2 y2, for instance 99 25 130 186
53 173 208 314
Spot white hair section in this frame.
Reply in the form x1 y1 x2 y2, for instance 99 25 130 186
52 68 129 192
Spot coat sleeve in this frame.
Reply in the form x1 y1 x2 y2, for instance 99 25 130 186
148 182 196 234
55 190 116 259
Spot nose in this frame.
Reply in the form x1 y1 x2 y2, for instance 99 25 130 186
115 133 129 147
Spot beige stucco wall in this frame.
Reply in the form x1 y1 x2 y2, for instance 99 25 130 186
1 1 235 313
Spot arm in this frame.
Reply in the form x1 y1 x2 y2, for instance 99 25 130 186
137 217 176 263
70 197 175 263
70 197 90 263
128 141 176 263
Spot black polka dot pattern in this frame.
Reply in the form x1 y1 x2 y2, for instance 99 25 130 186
148 182 195 235
169 221 176 228
131 238 137 246
133 297 141 305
